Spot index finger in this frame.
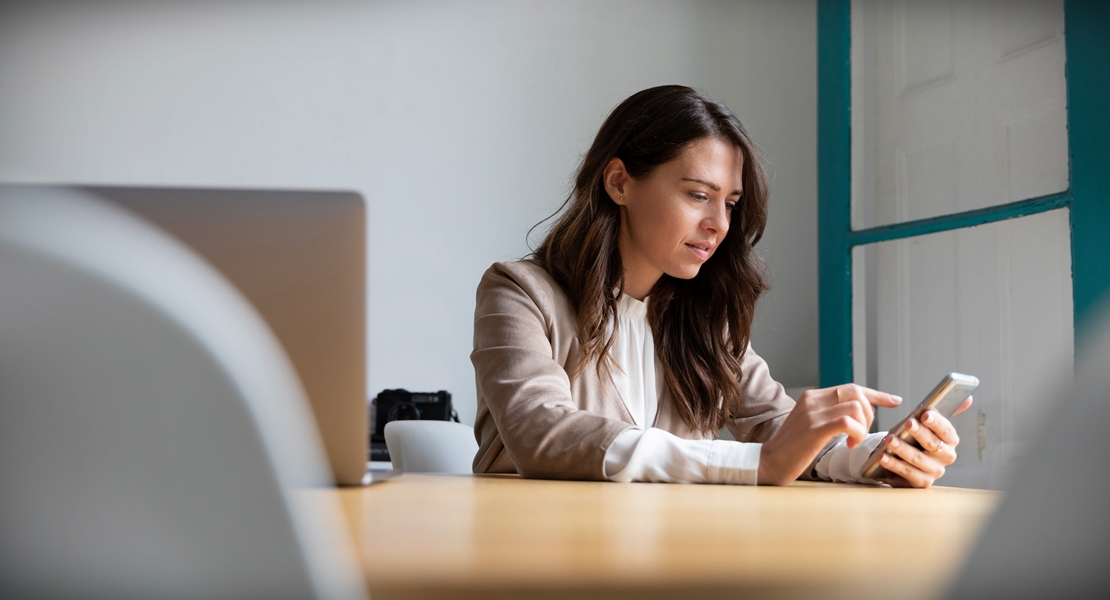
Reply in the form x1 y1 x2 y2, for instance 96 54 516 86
839 383 902 409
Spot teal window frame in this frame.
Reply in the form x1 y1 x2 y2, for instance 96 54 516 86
817 0 1110 387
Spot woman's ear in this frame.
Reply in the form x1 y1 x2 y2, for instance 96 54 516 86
603 158 630 206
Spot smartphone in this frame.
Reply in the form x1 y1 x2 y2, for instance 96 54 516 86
859 372 980 481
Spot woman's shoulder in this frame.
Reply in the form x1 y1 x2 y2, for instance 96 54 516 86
483 258 551 282
476 259 574 320
479 259 561 297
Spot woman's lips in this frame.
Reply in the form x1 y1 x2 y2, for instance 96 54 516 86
686 243 712 261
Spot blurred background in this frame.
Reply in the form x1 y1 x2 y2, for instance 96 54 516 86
0 0 822 424
2 0 1095 492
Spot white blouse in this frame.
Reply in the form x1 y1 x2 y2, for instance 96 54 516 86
602 293 885 485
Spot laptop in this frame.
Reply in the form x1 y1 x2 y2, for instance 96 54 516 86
87 186 376 486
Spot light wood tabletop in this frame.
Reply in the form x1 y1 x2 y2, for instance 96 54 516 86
334 473 999 600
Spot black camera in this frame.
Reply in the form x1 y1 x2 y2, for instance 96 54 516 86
369 389 457 462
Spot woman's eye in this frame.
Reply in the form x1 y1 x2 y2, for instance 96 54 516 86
725 202 737 212
690 192 709 202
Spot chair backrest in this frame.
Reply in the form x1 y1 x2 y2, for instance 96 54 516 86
946 303 1110 599
0 186 366 600
384 420 478 473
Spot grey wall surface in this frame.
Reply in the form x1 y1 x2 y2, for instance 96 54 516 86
0 0 818 424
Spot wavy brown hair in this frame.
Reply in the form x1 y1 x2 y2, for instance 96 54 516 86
532 85 770 435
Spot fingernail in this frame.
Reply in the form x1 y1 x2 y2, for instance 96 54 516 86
908 419 917 431
881 455 890 464
890 437 900 448
923 411 933 424
892 395 903 404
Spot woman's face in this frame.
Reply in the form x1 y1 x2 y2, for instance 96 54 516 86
604 136 744 300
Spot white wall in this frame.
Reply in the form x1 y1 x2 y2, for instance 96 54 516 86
0 0 818 424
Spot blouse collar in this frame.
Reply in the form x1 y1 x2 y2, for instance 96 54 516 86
616 292 648 320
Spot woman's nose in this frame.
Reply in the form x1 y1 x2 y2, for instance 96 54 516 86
703 203 729 235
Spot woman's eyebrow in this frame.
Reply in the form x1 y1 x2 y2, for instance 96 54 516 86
681 177 742 196
681 177 719 191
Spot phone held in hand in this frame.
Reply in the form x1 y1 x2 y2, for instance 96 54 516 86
859 372 980 481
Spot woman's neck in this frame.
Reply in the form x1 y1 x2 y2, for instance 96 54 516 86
621 276 655 301
618 231 661 301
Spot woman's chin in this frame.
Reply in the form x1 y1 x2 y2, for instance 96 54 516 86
667 265 704 281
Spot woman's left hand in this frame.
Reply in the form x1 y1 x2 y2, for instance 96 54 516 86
875 397 972 488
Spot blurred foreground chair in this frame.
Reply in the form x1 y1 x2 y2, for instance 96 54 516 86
384 421 478 473
0 186 366 600
947 303 1110 599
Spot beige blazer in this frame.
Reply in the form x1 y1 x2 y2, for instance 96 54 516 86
471 260 796 480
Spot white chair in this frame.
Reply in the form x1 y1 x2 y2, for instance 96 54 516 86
0 186 366 600
384 420 479 473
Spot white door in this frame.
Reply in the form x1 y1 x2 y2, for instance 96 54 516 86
850 0 1072 489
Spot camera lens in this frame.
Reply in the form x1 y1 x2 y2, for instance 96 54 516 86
387 401 421 422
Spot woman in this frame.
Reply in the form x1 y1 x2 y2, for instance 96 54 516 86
471 85 968 487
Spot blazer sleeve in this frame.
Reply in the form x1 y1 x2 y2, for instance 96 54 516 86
470 263 634 481
725 348 845 482
723 344 796 443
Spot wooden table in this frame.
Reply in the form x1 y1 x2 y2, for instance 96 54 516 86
335 474 998 600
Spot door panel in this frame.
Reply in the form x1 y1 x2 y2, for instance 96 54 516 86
849 0 1073 490
853 209 1073 489
852 0 1068 229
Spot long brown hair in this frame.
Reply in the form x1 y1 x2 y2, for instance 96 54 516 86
532 85 770 434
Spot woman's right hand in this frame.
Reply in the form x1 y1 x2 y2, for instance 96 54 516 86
757 384 902 486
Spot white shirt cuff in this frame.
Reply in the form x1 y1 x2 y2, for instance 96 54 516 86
706 438 761 485
814 432 887 484
603 427 760 485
